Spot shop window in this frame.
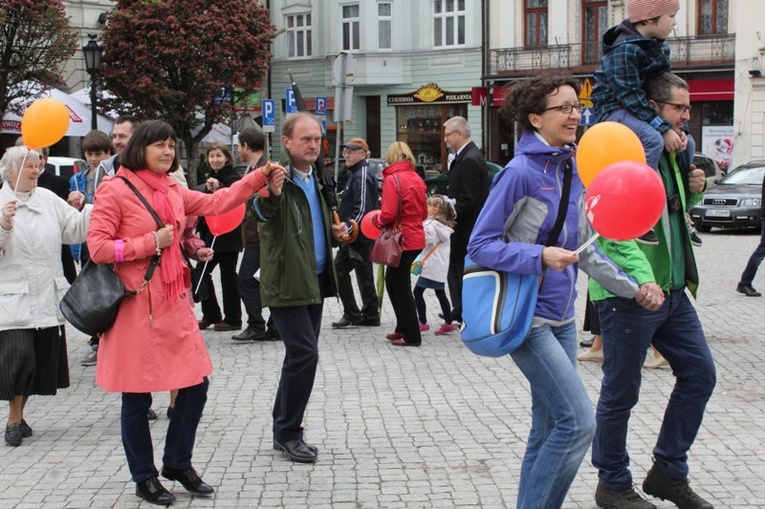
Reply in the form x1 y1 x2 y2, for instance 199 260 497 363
396 103 468 175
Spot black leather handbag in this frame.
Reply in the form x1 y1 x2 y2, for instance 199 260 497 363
59 177 162 336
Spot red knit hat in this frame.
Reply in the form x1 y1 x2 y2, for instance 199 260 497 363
628 0 680 23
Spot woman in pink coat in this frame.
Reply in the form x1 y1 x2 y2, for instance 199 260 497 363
87 120 284 506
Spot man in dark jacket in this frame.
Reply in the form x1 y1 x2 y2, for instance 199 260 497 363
332 137 380 328
232 128 281 341
444 116 489 322
252 112 346 463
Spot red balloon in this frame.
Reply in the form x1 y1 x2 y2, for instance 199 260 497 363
585 161 666 241
361 210 382 239
205 203 245 236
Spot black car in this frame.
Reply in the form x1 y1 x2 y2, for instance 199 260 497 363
690 160 765 232
424 161 504 196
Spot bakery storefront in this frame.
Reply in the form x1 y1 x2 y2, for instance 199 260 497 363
387 83 472 175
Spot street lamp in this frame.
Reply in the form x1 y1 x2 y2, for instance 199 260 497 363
82 34 103 131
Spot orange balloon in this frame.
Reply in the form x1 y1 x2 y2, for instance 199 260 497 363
21 98 70 148
576 121 646 187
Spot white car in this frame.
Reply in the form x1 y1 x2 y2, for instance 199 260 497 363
45 157 88 180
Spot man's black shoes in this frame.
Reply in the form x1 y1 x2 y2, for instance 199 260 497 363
736 283 762 297
136 477 176 506
273 438 318 463
595 481 656 509
161 466 214 495
642 463 713 509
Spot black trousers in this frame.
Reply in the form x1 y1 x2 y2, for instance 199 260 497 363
237 247 274 331
121 378 208 483
447 236 467 319
334 243 379 321
386 249 422 345
270 301 323 442
199 251 241 324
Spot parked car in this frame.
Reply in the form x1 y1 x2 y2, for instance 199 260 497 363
690 160 765 232
693 152 724 188
45 157 88 180
424 161 504 196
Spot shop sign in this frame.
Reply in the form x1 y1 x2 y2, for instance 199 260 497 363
387 83 471 106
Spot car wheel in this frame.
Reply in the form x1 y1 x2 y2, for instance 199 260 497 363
695 224 712 233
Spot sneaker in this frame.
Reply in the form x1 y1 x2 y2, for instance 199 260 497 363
438 312 462 324
643 354 669 369
5 422 22 447
636 230 660 246
690 231 703 247
595 481 656 509
642 463 713 508
434 323 457 335
80 349 97 367
419 322 430 331
578 349 604 363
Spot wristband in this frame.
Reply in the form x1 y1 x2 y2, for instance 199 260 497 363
115 239 125 262
152 231 162 256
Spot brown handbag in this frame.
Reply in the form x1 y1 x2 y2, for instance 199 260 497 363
370 175 404 267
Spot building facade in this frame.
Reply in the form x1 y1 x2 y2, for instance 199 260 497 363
268 0 485 174
485 0 737 168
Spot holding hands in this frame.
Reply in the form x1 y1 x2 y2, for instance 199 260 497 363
205 178 220 192
1 200 18 230
662 129 688 153
262 161 287 196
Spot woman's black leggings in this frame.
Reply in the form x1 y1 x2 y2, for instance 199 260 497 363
413 286 453 325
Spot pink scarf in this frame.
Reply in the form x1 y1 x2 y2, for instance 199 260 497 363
135 170 184 303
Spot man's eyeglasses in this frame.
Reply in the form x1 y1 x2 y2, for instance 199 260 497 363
542 103 583 115
657 101 692 114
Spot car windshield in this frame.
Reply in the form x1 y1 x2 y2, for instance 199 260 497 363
721 165 765 185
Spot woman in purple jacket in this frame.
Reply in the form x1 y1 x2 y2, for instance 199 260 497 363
467 75 639 508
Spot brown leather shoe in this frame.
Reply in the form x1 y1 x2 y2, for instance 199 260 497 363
198 319 214 329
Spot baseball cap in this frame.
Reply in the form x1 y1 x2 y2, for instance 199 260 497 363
341 137 369 152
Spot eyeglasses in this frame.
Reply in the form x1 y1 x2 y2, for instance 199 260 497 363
542 103 583 115
657 101 692 114
341 149 358 155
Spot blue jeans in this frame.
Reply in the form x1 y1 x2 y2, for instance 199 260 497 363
605 109 664 171
593 291 715 489
739 221 765 286
510 321 596 509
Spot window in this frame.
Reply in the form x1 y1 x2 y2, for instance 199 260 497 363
524 0 548 47
582 0 608 64
378 2 392 50
698 0 728 35
286 13 312 58
342 4 360 51
433 0 466 48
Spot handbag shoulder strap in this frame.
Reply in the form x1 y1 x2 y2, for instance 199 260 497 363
392 175 403 226
545 160 572 247
421 241 441 263
116 176 162 283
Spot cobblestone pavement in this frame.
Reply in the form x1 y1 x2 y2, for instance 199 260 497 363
2 230 764 508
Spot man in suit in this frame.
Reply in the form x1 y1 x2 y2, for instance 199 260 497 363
443 116 490 323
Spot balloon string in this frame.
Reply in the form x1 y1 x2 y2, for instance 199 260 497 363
12 150 29 200
573 232 600 255
193 235 217 295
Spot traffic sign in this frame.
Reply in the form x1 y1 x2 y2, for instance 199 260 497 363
315 97 327 116
262 99 275 133
579 78 594 108
580 107 594 126
332 52 357 86
285 88 298 113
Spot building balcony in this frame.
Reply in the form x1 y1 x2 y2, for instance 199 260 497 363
488 33 735 77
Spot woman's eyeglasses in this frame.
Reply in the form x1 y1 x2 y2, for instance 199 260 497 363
542 103 583 115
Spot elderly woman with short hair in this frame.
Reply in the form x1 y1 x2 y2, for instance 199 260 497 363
0 146 90 447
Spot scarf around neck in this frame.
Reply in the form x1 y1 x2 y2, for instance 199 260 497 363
134 170 184 303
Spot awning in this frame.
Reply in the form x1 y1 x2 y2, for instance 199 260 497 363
688 78 734 102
